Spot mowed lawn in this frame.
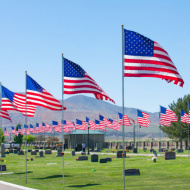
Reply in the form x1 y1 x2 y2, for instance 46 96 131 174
1 152 190 190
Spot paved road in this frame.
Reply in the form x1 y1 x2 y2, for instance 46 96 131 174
0 181 37 190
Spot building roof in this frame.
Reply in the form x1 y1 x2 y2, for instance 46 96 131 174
67 129 105 135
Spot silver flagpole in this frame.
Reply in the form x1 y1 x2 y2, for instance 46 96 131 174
62 53 65 190
25 71 28 183
121 24 125 190
0 82 2 177
188 102 189 157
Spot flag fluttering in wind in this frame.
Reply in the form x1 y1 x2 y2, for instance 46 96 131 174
2 85 36 117
27 74 66 111
4 127 9 136
118 113 131 126
137 110 150 127
0 110 11 122
181 110 190 124
160 106 178 126
30 124 37 134
76 119 86 130
123 29 184 87
63 58 115 103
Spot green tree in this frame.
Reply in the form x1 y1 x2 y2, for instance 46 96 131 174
161 94 190 140
23 135 36 143
13 123 23 145
0 128 5 144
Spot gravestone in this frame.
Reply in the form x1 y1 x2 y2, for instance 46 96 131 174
0 165 6 171
77 156 88 161
81 152 86 155
125 169 140 176
105 157 112 162
31 151 37 155
1 144 5 158
56 148 62 157
177 149 183 153
45 150 52 155
39 151 44 157
18 150 24 155
71 151 75 156
35 149 39 152
117 151 126 158
133 148 138 153
91 154 98 162
14 149 18 154
28 150 32 152
4 152 9 155
99 158 107 163
165 151 176 160
9 149 13 153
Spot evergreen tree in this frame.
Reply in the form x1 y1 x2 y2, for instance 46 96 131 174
0 128 5 144
13 123 23 145
161 94 190 140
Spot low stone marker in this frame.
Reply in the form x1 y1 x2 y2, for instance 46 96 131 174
13 149 18 154
117 151 126 158
56 148 62 157
133 148 138 153
39 151 44 157
99 158 107 163
71 150 75 156
28 150 32 153
9 150 13 153
81 152 86 155
31 151 37 155
153 150 157 156
35 149 39 152
45 150 52 155
165 151 176 160
4 152 9 155
125 169 140 176
0 165 7 171
91 154 98 162
77 156 88 161
18 150 24 155
105 157 112 162
177 149 183 153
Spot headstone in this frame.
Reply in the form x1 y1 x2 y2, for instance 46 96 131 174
35 149 39 152
0 165 6 171
4 152 9 155
9 149 13 153
177 149 183 153
81 152 86 155
165 151 176 160
45 150 52 155
143 148 147 151
18 150 24 155
39 151 44 157
77 156 88 161
56 148 62 157
105 157 112 162
99 158 107 163
153 150 157 156
71 150 75 156
117 151 126 158
125 169 140 176
91 154 98 162
133 148 138 153
13 149 18 154
31 151 37 155
28 150 32 152
1 144 5 158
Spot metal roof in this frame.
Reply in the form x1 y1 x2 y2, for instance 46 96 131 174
66 129 105 135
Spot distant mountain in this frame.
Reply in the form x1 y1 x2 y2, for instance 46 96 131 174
3 95 161 137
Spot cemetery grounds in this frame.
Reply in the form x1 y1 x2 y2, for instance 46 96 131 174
0 151 190 190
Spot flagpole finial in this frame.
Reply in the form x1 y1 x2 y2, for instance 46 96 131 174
121 25 124 28
62 53 63 56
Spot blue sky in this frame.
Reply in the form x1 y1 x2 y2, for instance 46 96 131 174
0 0 189 112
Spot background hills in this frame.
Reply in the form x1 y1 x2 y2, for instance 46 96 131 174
4 95 164 139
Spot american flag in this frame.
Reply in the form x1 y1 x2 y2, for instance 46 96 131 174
2 85 36 117
64 58 115 103
11 127 15 134
63 120 75 129
137 110 150 127
160 106 178 126
30 124 37 134
27 74 66 111
99 115 106 131
0 110 12 122
4 127 9 136
75 119 86 130
181 110 190 124
89 120 96 130
95 119 106 131
124 29 184 87
118 112 131 126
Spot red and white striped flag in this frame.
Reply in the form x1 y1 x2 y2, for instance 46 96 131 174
138 110 150 127
124 29 184 87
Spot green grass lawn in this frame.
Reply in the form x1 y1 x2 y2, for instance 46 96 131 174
1 152 190 190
